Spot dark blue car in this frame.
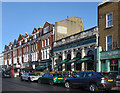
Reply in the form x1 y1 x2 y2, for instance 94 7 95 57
64 72 116 92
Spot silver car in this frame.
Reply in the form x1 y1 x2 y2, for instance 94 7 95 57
21 73 42 82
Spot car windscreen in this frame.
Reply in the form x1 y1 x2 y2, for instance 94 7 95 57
53 74 62 77
36 73 41 76
29 73 36 76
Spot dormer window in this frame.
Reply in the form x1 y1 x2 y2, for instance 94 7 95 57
44 26 49 34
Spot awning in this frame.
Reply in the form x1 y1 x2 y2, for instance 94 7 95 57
57 59 69 66
65 58 80 65
35 65 46 70
81 56 92 61
75 56 92 64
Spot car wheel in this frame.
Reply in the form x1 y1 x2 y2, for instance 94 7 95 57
38 79 42 84
49 80 54 85
105 88 111 91
89 84 98 92
21 77 23 81
65 81 71 89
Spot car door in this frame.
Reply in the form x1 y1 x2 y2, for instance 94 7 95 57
22 73 27 80
42 74 48 83
70 72 84 85
80 72 94 87
25 73 29 80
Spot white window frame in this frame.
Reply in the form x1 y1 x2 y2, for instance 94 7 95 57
48 38 50 45
44 26 49 34
42 40 44 47
19 41 21 45
45 39 46 46
106 12 113 28
106 35 112 51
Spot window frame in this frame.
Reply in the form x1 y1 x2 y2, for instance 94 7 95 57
106 12 113 28
44 26 49 34
106 35 112 51
42 40 44 47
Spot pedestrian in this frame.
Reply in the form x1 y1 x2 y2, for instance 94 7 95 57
68 71 73 77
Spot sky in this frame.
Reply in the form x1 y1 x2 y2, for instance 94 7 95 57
1 2 99 53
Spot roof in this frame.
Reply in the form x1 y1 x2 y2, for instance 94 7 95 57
56 16 83 23
98 0 120 6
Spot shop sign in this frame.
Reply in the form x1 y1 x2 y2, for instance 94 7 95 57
100 49 120 59
53 39 96 52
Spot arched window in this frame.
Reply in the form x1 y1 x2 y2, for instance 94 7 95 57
87 50 94 56
58 55 62 61
67 54 71 60
76 52 81 58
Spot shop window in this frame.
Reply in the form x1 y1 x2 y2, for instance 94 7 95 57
66 64 71 71
101 60 106 72
110 60 118 71
75 63 81 71
87 50 94 70
58 65 62 71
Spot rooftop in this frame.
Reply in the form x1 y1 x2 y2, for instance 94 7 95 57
98 0 120 6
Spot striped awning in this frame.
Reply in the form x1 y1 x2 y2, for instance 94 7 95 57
65 58 80 65
75 56 92 64
57 59 69 66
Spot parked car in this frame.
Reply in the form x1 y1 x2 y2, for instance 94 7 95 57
2 71 11 78
20 73 42 82
38 73 65 85
116 75 120 87
64 72 116 92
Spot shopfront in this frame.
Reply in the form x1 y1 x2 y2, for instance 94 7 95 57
97 47 120 74
53 26 98 72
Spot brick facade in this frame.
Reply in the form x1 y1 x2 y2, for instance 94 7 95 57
98 2 120 51
3 22 55 70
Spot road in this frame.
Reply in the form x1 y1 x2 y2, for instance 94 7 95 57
1 78 120 93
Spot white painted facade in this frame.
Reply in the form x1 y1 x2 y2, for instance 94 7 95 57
41 48 50 60
19 56 22 64
32 52 38 61
8 58 12 65
5 59 7 65
13 57 17 64
23 54 28 62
